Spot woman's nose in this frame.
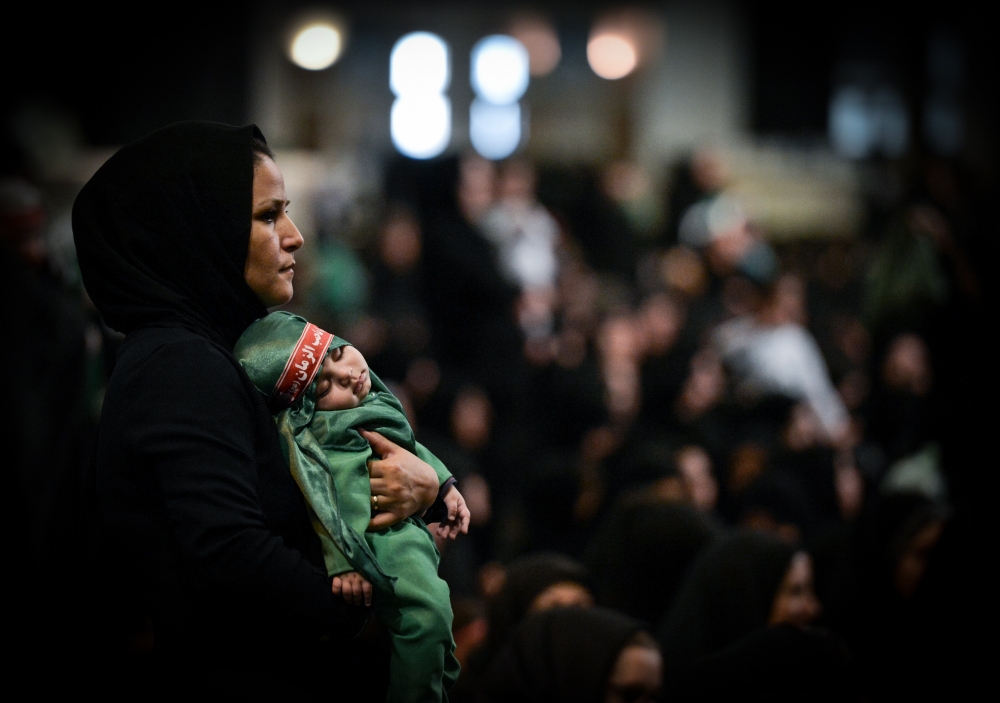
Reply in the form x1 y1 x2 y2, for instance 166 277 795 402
282 219 304 253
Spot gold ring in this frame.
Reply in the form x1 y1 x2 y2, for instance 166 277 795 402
372 494 379 511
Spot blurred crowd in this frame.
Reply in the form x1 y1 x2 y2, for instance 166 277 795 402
3 139 989 700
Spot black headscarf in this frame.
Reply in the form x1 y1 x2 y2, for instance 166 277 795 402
585 497 720 627
480 606 647 703
657 529 796 668
73 121 268 349
485 552 593 657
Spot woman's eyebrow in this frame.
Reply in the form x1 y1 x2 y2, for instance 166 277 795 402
254 196 290 209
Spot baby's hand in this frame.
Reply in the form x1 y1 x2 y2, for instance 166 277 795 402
332 571 372 607
435 486 471 541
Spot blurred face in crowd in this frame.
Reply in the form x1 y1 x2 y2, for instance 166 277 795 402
895 518 945 599
245 156 303 307
676 445 718 512
768 551 822 628
606 637 662 703
529 581 595 613
314 345 372 411
380 209 422 273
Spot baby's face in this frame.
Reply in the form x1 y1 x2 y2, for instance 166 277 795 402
314 344 371 411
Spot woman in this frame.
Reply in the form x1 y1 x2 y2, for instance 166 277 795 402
656 530 834 699
657 530 821 665
73 122 440 698
479 606 662 703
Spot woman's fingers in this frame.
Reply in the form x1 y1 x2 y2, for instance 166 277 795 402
363 434 438 529
369 511 398 531
359 429 393 457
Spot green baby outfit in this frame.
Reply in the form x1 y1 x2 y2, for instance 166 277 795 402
235 312 460 703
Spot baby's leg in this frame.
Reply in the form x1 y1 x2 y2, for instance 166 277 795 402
367 519 459 703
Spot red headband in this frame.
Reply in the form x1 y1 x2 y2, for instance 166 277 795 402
272 322 334 408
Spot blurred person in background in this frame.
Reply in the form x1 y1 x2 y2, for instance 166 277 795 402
451 552 594 703
2 174 95 678
657 530 823 683
585 456 720 627
479 606 661 703
480 158 561 348
822 490 969 700
713 271 851 446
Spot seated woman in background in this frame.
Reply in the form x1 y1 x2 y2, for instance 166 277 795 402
480 606 662 703
657 529 859 701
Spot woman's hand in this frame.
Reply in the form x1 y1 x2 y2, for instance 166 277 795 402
362 429 439 531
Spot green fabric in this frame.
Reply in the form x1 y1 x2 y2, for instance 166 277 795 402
234 310 320 405
236 312 458 702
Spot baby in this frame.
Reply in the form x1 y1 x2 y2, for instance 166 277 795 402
235 311 466 703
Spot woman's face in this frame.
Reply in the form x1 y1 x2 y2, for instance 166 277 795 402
768 551 822 628
245 156 303 307
605 643 662 703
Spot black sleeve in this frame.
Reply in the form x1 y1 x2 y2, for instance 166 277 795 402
113 336 364 642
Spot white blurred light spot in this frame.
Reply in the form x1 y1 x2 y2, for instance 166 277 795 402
829 85 910 159
471 35 530 104
289 23 343 70
469 99 521 160
830 87 873 159
390 32 450 96
509 17 561 76
587 34 637 80
391 95 451 159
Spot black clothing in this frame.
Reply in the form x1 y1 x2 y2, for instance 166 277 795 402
102 327 361 637
586 497 719 628
479 606 645 703
657 530 795 669
672 624 859 702
72 122 366 696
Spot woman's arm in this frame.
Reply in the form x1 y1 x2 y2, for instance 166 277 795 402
106 334 365 642
360 429 439 530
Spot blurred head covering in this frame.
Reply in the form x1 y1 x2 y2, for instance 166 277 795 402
73 121 268 349
486 552 593 656
586 497 719 627
657 529 796 667
480 606 647 703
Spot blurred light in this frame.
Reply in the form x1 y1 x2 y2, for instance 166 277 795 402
587 34 637 80
391 95 451 159
469 99 521 160
829 86 910 159
509 16 561 76
289 22 343 70
829 87 873 159
390 32 450 96
471 35 530 105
